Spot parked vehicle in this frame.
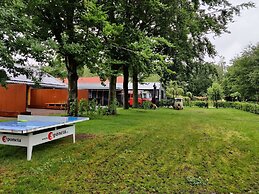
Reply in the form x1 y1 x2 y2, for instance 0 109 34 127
128 91 152 106
174 98 184 110
141 91 152 102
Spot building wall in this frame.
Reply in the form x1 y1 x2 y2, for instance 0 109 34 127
29 88 88 109
0 84 27 116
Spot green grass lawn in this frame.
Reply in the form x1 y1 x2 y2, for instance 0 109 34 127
0 108 258 193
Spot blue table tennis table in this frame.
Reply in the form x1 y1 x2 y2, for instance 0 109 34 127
0 115 89 160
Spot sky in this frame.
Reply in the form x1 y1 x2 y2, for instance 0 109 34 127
206 0 259 65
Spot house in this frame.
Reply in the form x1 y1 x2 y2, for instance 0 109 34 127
0 68 87 116
0 68 165 116
75 77 123 105
64 76 165 106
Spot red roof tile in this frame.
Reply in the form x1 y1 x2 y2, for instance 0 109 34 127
64 76 124 84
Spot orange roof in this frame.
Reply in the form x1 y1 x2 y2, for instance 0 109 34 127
64 76 124 84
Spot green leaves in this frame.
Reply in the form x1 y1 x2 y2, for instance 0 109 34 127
82 0 107 27
103 23 123 37
0 69 8 87
157 0 254 86
207 82 224 102
224 44 259 101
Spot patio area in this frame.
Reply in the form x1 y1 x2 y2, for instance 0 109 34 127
0 108 66 121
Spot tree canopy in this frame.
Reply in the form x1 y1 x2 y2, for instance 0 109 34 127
99 0 254 108
0 0 51 84
1 0 113 115
0 0 255 115
158 0 254 86
223 44 259 101
207 82 224 106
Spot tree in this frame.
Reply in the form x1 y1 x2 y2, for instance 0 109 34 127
0 0 52 85
1 0 111 116
207 83 224 108
224 44 259 102
42 55 67 81
1 0 254 114
99 0 253 110
157 1 254 88
101 1 174 109
214 56 227 82
42 54 89 82
89 20 124 113
166 81 184 98
129 37 172 108
105 1 253 108
185 62 218 96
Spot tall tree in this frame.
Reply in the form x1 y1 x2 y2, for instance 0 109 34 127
184 62 218 96
1 0 109 115
0 0 53 84
101 1 173 108
155 1 254 87
223 44 259 101
207 82 224 108
101 0 253 109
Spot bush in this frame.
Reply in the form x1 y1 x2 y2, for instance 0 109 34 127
191 101 208 108
217 101 232 108
69 99 78 116
217 101 259 114
78 99 111 118
183 97 191 107
158 99 174 107
107 99 118 115
142 101 154 109
78 99 88 116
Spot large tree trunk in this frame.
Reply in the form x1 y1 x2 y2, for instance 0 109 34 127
108 64 121 114
123 64 129 109
66 55 78 116
132 67 139 108
108 74 117 114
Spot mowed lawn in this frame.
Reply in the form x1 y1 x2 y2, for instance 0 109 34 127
0 108 258 193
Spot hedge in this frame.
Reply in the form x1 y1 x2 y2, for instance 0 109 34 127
158 99 209 108
194 101 208 108
217 101 259 114
158 99 259 115
158 99 174 107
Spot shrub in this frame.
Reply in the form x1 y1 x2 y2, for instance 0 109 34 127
186 92 193 99
78 99 107 118
158 99 174 107
69 99 78 116
183 97 191 107
78 99 88 116
217 101 259 114
217 101 232 108
142 101 155 109
108 99 118 115
191 101 208 108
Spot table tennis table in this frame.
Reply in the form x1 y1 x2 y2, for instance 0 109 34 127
0 115 89 160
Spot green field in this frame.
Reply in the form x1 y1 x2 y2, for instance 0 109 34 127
0 108 258 193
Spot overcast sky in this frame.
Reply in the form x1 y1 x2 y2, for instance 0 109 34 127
206 0 259 65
